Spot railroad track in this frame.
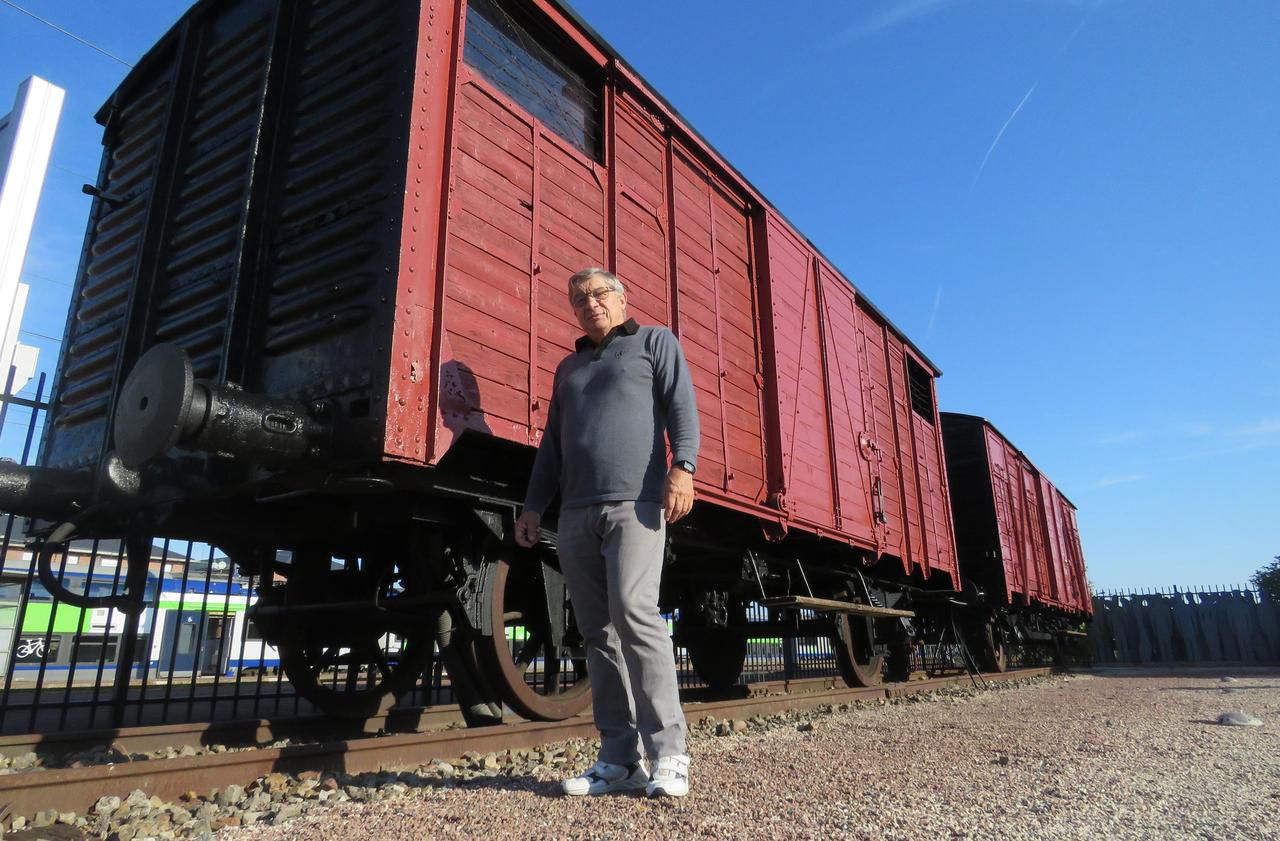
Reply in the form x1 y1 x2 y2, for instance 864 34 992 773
0 668 1051 822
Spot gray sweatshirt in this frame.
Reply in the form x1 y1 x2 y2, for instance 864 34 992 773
523 319 700 515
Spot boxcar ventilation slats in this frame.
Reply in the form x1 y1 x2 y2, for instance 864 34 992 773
269 274 375 324
263 306 373 355
175 149 248 208
39 0 412 470
276 164 388 226
47 68 173 467
147 11 273 382
89 202 147 255
271 242 377 294
60 344 117 384
260 0 401 384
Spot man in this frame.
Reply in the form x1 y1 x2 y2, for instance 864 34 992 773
515 268 699 798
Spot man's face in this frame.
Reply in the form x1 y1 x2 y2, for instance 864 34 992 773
571 276 628 342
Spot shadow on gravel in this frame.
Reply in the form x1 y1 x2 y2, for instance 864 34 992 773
6 826 87 840
1160 685 1278 692
460 775 653 799
1088 667 1280 679
460 775 567 798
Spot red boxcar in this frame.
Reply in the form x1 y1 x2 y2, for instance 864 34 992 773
940 413 1091 617
23 0 1021 719
40 0 955 589
413 0 958 589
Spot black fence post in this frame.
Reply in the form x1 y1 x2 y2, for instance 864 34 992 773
109 534 152 729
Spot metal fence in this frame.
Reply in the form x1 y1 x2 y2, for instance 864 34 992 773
0 381 1011 739
1089 587 1280 666
0 385 857 738
0 383 353 734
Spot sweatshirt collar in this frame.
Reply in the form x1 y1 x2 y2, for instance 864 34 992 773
576 318 639 358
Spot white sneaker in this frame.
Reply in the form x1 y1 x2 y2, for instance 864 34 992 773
645 754 690 798
562 759 649 796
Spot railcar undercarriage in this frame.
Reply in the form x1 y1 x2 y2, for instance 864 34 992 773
6 490 1081 721
6 468 1080 722
3 345 1078 722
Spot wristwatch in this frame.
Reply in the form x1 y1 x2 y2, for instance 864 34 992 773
673 459 696 475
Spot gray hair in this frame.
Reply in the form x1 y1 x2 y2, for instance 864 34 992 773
567 267 625 299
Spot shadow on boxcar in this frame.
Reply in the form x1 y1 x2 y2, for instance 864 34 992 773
434 359 542 496
439 360 495 441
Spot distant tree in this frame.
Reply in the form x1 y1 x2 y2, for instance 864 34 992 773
1252 556 1280 602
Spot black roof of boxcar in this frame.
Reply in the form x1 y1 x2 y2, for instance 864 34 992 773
940 412 1078 509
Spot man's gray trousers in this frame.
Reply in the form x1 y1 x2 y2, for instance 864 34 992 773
556 500 687 763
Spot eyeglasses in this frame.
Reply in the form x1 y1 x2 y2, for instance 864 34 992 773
571 286 616 309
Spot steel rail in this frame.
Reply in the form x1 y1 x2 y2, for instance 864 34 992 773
0 672 883 760
0 668 1052 823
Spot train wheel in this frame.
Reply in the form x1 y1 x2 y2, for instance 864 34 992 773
279 632 430 719
1050 632 1069 670
477 554 591 721
884 638 913 682
832 614 885 687
686 600 748 691
975 622 1009 673
277 553 430 719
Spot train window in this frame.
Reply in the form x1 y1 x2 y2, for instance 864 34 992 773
463 0 602 160
245 618 263 641
907 357 935 422
14 577 160 603
73 639 120 663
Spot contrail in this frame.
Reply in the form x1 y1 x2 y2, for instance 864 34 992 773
967 1 1100 195
1057 2 1101 59
925 286 943 339
970 81 1038 192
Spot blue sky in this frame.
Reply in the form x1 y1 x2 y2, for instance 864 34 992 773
1 0 1276 590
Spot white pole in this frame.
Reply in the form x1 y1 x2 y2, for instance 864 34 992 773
0 75 65 395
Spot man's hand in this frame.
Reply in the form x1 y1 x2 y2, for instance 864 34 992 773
663 466 695 523
515 510 542 548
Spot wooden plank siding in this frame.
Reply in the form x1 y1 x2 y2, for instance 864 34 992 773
762 217 835 529
423 4 955 587
435 64 768 504
434 67 607 452
978 423 1089 613
758 209 957 585
670 147 766 500
855 305 906 560
984 428 1027 603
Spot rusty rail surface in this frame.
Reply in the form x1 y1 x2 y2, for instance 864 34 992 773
0 668 1052 822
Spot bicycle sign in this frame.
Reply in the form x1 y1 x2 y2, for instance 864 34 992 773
15 637 59 662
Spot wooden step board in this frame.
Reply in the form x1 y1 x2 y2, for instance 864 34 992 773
759 596 915 618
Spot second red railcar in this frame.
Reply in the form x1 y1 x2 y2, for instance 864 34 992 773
941 413 1091 667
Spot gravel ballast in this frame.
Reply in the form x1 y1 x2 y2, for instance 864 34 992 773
203 670 1279 841
8 671 1274 839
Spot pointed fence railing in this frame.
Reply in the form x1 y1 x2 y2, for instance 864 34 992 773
1089 587 1280 665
